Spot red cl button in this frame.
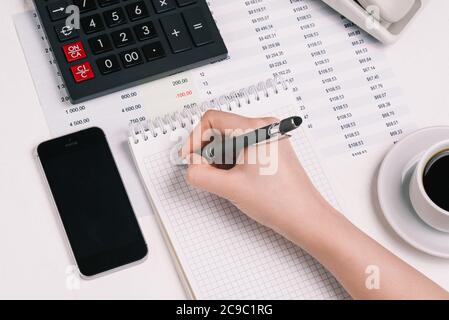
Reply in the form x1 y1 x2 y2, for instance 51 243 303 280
70 62 95 83
63 41 87 62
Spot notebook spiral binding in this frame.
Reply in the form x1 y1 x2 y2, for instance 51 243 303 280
129 76 289 144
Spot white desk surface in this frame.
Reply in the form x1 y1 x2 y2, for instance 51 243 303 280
1 1 448 299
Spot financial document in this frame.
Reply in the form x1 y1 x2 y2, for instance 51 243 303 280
191 1 415 159
15 0 415 218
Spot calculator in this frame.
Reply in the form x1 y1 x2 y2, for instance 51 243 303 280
33 0 228 104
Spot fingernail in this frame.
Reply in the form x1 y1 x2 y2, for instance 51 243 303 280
180 143 189 158
180 157 189 165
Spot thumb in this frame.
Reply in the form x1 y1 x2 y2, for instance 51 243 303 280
186 153 235 199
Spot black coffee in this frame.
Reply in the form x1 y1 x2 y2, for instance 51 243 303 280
423 150 449 211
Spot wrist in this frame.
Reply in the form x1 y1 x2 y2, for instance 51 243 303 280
280 197 345 253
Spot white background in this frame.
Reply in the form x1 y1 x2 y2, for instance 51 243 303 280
0 0 448 299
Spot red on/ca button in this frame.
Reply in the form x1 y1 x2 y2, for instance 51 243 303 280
63 41 87 62
70 62 95 83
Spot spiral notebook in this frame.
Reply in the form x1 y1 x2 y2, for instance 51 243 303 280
129 78 350 299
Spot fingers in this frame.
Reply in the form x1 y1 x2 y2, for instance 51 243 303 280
181 110 279 158
186 153 236 198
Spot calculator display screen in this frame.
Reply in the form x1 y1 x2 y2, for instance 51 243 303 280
37 127 147 277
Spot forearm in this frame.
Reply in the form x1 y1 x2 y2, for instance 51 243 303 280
283 204 449 300
183 111 448 299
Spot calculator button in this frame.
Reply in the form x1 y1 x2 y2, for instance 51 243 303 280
54 22 79 42
88 35 113 55
63 41 87 62
98 0 120 7
142 42 166 61
103 7 127 28
152 0 176 13
183 8 213 46
70 62 95 83
134 22 157 41
176 0 197 6
81 14 105 34
111 29 135 48
120 49 144 68
72 0 97 13
97 55 121 74
160 14 192 53
47 0 69 21
126 2 150 22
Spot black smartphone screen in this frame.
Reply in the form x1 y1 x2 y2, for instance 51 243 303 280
38 127 147 277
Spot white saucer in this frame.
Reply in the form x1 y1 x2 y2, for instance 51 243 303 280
378 126 449 258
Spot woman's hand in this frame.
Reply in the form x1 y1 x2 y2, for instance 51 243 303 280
181 110 336 245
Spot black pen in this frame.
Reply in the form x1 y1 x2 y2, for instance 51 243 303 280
198 116 303 165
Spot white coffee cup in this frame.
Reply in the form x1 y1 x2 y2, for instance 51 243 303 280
409 140 449 233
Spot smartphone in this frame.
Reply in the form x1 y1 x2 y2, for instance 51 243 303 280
37 127 148 278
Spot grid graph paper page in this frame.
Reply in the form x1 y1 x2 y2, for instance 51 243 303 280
130 91 349 299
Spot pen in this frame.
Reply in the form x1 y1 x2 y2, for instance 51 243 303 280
198 116 303 165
